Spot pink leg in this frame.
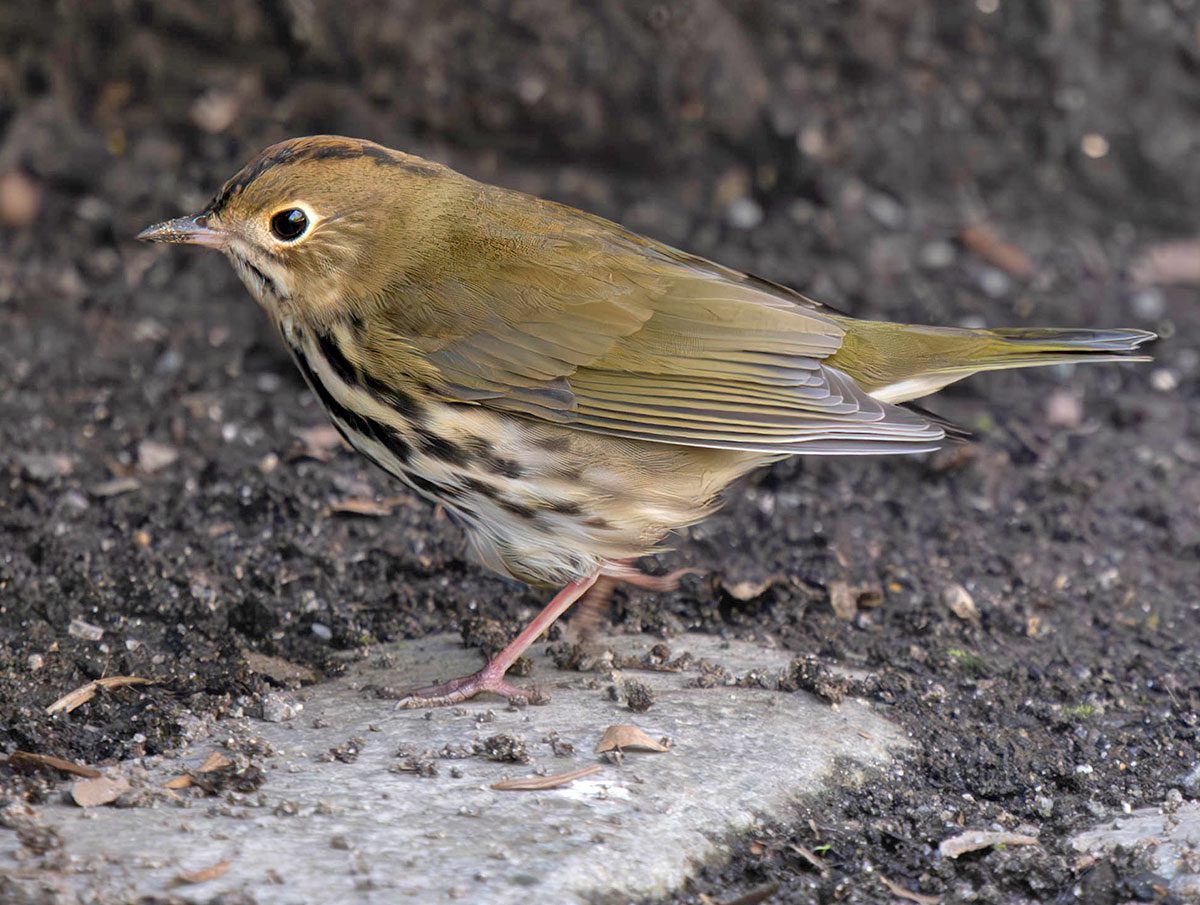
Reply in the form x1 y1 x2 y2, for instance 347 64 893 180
395 573 601 708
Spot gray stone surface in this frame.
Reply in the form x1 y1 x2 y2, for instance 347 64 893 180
1072 797 1200 902
1 633 908 904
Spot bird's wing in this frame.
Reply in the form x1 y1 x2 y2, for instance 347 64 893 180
379 212 945 455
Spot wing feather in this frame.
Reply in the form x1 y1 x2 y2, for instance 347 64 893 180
368 198 945 454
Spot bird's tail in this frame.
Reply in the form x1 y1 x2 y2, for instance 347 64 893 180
827 320 1157 404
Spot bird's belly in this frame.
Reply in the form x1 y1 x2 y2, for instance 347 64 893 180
281 318 760 586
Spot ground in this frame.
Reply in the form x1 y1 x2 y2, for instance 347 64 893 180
1 2 1198 903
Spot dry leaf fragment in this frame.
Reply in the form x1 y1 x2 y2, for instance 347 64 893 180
879 875 941 904
941 583 979 622
164 751 234 789
7 750 101 778
327 495 412 517
136 439 179 474
46 676 153 714
595 725 670 753
491 764 602 791
89 476 141 498
960 223 1035 278
71 775 130 807
829 582 858 620
939 830 1039 859
790 844 830 877
67 618 104 641
1132 238 1200 286
719 574 784 601
175 858 232 885
198 751 233 773
289 424 347 461
47 676 153 714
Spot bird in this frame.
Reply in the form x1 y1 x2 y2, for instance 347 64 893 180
139 135 1155 707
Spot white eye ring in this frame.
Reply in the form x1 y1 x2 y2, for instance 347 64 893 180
268 201 320 243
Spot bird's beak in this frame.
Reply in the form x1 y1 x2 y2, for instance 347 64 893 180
136 214 225 249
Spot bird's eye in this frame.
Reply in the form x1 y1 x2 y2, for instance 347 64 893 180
270 208 308 241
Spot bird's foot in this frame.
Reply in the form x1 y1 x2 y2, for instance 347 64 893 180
605 563 705 592
393 662 548 708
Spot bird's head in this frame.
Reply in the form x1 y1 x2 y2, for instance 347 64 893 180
138 135 456 325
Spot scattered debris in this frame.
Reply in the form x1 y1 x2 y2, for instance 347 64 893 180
780 657 852 705
828 581 859 621
391 746 439 777
46 676 153 714
7 750 101 779
164 751 234 790
260 692 303 722
960 222 1035 278
941 583 979 622
827 582 883 621
595 725 670 754
622 679 655 713
323 737 367 764
198 752 233 773
717 574 786 602
474 733 530 763
66 618 104 641
326 495 413 517
89 476 142 498
136 439 179 473
491 764 602 791
939 830 1039 859
174 858 232 885
790 844 830 877
1045 389 1084 428
0 168 42 228
544 731 575 757
289 424 347 461
70 775 131 808
879 875 941 904
17 452 73 482
243 651 317 686
1132 237 1200 286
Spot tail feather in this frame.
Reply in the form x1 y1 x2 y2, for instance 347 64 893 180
829 320 1157 405
985 327 1157 354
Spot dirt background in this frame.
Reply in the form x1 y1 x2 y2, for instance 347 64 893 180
1 1 1198 902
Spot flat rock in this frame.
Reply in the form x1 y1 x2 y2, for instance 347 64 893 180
1073 798 1200 901
0 632 908 904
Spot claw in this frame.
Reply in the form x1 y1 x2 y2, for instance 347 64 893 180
393 669 543 708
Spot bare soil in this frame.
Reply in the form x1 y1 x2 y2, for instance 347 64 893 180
2 2 1198 903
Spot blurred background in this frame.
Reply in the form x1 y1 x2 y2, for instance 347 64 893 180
2 3 1198 900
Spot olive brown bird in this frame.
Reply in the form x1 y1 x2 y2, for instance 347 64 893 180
140 135 1154 706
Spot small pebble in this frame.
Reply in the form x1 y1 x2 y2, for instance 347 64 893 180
1131 287 1166 320
137 440 179 474
725 197 764 230
68 618 104 641
919 240 956 270
979 267 1011 298
311 623 333 641
260 693 303 723
1150 368 1179 392
865 192 905 229
941 583 979 621
1045 389 1084 428
0 170 41 228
